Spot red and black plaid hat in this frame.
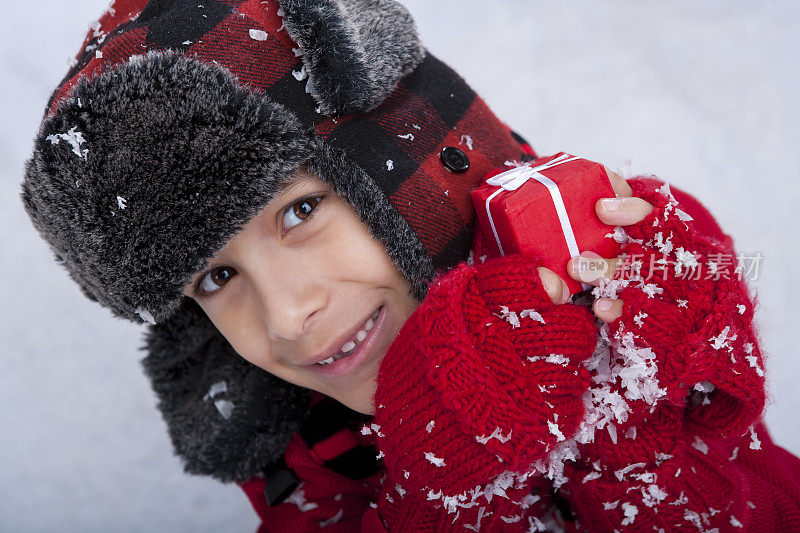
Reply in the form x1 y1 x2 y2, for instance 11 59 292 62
21 0 534 482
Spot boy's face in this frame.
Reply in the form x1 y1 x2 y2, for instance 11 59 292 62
182 167 419 415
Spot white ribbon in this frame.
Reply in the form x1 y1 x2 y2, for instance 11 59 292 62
484 154 582 258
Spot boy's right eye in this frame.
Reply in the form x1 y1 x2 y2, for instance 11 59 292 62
195 266 238 297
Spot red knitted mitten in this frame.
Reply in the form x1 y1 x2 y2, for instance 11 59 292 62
599 177 765 439
554 177 768 531
370 253 597 529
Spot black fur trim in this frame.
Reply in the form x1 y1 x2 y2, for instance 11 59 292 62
303 142 435 302
141 298 312 483
21 50 317 325
278 0 426 115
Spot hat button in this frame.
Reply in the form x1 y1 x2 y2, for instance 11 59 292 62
440 146 470 173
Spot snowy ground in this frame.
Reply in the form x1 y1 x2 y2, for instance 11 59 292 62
2 1 798 531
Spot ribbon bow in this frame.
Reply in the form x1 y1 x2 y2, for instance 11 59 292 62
486 153 581 191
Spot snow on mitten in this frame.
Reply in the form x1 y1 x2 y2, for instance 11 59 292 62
600 177 765 440
371 253 597 509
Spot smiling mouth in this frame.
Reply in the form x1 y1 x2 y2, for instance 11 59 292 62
316 308 381 366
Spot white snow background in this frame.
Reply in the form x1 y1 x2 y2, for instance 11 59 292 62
2 1 798 531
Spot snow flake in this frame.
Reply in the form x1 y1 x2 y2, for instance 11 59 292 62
624 426 637 440
425 420 435 433
285 485 318 512
203 381 227 401
603 500 619 510
520 309 545 324
395 484 406 498
749 426 761 450
386 159 394 171
694 381 715 393
729 447 739 461
582 471 602 483
621 502 638 526
475 427 512 444
730 515 743 528
527 354 569 367
655 452 674 465
403 470 410 479
691 436 709 455
684 509 703 529
116 196 127 210
136 307 156 325
747 501 756 509
397 133 415 141
677 299 689 308
500 515 522 523
639 282 664 298
614 462 646 482
249 29 268 41
709 326 737 351
633 311 648 327
652 231 674 255
675 208 694 222
182 40 192 45
495 306 520 328
459 134 474 150
292 65 308 80
737 304 746 315
412 123 421 130
745 355 764 377
424 452 446 467
674 247 700 276
213 399 234 419
334 494 342 501
95 50 103 59
46 126 89 161
641 484 668 507
376 450 384 460
547 419 565 442
744 343 754 354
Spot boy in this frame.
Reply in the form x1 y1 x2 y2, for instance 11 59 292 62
21 0 800 530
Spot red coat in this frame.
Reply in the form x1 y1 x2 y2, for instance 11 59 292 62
238 168 800 532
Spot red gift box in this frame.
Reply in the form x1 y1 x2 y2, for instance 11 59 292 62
471 152 621 294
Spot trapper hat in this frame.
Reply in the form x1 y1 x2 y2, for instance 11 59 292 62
21 0 534 482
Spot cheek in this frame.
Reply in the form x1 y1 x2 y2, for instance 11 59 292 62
318 217 406 286
207 298 279 372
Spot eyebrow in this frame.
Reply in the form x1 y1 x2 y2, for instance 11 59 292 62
275 172 315 198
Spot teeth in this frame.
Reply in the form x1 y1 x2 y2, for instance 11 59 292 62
316 307 382 366
341 341 356 353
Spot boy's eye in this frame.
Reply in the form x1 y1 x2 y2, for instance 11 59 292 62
196 266 237 297
282 196 322 233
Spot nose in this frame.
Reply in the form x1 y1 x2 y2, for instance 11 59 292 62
255 261 327 342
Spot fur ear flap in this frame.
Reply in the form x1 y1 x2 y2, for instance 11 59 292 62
141 298 311 482
278 0 426 115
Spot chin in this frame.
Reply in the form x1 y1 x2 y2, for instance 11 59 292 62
336 385 377 416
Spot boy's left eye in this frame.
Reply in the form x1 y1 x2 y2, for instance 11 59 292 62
283 196 322 233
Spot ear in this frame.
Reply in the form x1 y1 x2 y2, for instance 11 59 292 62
278 0 426 115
